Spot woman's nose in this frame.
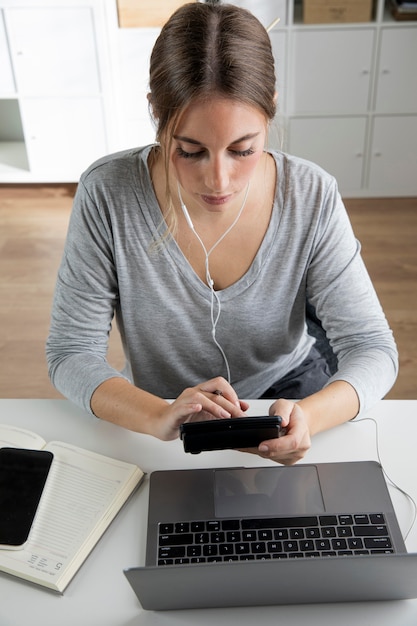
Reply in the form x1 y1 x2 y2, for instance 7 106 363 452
204 155 230 192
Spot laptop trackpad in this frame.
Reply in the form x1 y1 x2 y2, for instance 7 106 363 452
214 466 325 518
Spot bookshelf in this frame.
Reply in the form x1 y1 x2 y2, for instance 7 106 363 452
0 0 116 182
275 0 417 196
0 0 415 195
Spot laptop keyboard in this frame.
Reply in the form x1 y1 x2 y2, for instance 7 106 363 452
157 513 395 565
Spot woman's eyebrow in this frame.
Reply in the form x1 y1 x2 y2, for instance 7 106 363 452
173 132 260 146
173 135 202 145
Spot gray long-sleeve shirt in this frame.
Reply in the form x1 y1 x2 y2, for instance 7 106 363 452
46 146 398 415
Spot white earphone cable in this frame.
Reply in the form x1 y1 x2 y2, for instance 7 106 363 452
177 182 250 382
355 417 417 541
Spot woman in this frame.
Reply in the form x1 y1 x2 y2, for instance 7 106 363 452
46 2 398 465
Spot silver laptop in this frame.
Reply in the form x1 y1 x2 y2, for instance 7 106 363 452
124 461 417 610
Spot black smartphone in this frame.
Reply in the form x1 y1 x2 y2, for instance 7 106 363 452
0 447 53 550
180 416 285 454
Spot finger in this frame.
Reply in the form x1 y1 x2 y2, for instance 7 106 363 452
198 388 244 417
239 399 250 412
268 398 296 427
194 392 232 419
200 377 241 408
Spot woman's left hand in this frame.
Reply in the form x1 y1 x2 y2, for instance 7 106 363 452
240 398 311 465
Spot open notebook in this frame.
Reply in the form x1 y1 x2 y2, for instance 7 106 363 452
0 424 144 592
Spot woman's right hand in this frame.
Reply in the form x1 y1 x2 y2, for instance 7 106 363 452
152 376 249 441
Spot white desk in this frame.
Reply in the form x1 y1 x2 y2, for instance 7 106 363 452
1 399 417 626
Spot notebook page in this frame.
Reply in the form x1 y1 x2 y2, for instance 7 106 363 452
0 424 46 449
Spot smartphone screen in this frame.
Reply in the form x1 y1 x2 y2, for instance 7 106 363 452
0 447 53 549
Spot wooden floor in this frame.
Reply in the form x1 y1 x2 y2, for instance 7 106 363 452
0 185 416 400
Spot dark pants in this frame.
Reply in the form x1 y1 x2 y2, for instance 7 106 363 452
260 346 332 400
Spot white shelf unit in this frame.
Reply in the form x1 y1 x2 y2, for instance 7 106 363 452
275 0 417 197
0 0 118 183
0 0 415 195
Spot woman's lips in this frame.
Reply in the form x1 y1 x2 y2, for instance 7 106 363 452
200 194 232 206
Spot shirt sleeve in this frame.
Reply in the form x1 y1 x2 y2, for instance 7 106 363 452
305 178 398 416
46 177 128 414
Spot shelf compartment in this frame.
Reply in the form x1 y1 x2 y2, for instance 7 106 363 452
0 99 29 172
